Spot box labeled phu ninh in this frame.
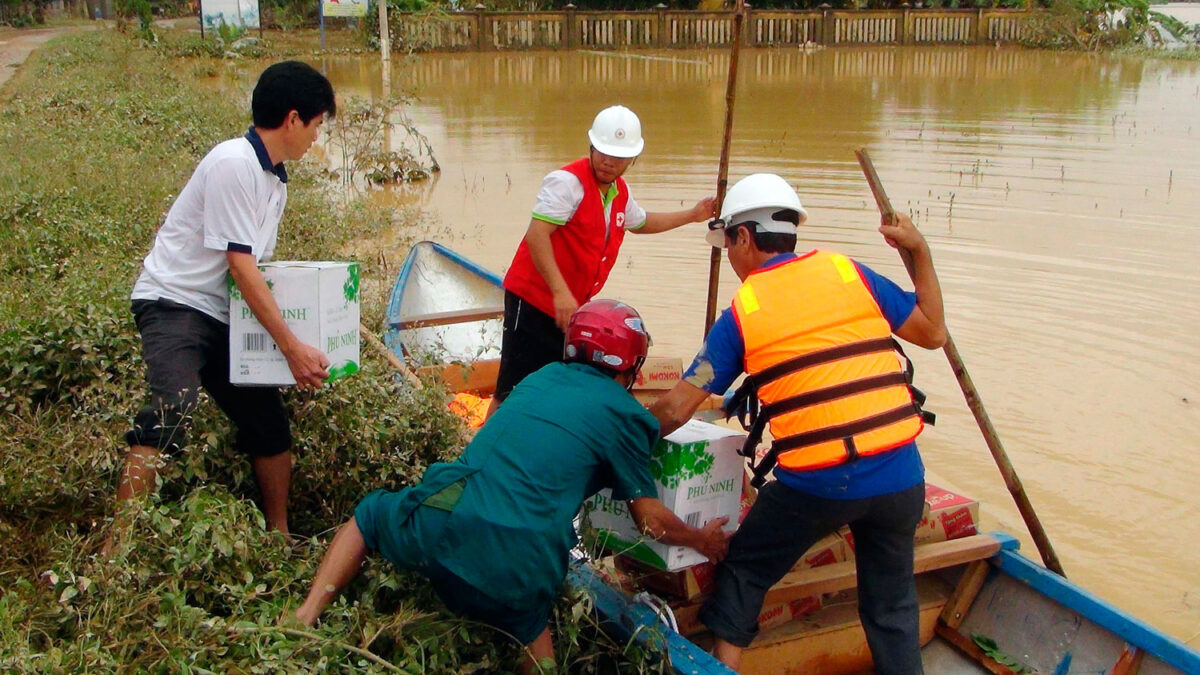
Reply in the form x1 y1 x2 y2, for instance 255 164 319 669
587 419 745 571
229 262 360 386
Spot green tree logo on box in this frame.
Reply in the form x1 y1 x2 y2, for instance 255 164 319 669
649 440 714 489
343 264 360 305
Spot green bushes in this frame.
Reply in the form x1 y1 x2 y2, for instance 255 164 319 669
0 29 666 673
1021 0 1200 50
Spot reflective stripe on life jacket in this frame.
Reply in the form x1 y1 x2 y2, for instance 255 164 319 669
730 251 928 483
502 158 630 317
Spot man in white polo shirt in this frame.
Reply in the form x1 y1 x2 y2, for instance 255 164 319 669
105 61 336 554
495 105 715 407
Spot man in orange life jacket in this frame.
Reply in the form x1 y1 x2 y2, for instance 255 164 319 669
495 105 716 406
650 173 947 673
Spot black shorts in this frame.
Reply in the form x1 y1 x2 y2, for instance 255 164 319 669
494 290 564 402
124 299 292 458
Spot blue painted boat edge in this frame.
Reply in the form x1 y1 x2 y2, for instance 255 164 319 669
567 562 737 674
429 241 504 288
995 545 1200 673
384 241 505 356
384 242 425 355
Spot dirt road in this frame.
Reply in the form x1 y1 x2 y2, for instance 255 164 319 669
0 26 92 91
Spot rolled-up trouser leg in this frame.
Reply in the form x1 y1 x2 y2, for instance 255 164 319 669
124 300 214 454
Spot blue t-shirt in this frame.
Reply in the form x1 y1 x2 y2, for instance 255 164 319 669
682 252 925 500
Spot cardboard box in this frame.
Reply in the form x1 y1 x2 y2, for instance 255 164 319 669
616 557 718 600
673 594 822 636
791 531 849 571
229 261 361 386
586 419 745 571
914 483 980 545
613 476 758 601
838 483 980 556
633 357 683 390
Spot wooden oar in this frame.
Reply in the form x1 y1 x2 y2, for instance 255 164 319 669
703 0 747 336
854 148 1067 578
358 323 423 388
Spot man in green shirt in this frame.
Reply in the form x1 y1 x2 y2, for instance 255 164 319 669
293 300 729 673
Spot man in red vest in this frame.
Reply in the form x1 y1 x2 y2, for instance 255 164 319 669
650 173 948 673
495 105 715 406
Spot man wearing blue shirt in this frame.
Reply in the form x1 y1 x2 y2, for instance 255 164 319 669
650 173 947 673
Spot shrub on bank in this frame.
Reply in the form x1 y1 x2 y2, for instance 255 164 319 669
0 29 665 673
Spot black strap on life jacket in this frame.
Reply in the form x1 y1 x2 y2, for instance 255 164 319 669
728 337 935 488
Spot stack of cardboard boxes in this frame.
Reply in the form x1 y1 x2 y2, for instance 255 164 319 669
593 468 980 636
587 358 983 638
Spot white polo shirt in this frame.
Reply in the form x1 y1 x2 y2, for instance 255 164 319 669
531 169 648 230
132 131 287 323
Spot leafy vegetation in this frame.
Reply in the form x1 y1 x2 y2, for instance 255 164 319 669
0 29 665 672
1021 0 1200 50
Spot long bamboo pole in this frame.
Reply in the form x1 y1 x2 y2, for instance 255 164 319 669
854 148 1066 577
359 323 423 388
703 0 747 336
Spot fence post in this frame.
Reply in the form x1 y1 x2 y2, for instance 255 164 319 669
475 4 492 51
656 3 668 47
975 7 987 44
565 3 575 49
819 4 834 46
900 2 912 45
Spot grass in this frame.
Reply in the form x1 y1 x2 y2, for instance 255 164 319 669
0 28 666 673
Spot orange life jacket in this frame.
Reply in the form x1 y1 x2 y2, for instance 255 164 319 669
729 251 930 484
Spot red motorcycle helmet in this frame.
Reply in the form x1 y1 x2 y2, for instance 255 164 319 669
564 299 651 381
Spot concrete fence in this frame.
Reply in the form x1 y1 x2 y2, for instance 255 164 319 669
389 7 1032 52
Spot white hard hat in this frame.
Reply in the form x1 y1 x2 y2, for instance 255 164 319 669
588 105 645 159
706 173 808 247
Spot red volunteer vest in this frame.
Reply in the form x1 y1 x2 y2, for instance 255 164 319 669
503 158 630 317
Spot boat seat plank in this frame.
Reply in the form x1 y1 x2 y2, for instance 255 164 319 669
391 306 505 330
766 534 1001 606
672 534 1001 636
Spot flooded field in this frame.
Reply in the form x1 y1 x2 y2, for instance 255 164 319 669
316 45 1200 644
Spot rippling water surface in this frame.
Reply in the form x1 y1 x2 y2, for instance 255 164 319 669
317 45 1200 643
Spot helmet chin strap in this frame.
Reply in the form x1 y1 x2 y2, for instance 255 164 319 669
624 356 647 391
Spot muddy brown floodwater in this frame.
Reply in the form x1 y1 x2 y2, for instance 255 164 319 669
312 44 1200 645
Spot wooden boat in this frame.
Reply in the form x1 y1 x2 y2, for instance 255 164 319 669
570 530 1200 674
386 242 1200 674
383 240 719 408
385 240 505 394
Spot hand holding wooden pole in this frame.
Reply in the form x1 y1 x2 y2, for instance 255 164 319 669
855 148 1066 577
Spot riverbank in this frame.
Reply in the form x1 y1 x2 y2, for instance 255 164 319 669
0 29 651 672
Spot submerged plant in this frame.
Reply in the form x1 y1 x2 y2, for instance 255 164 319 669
323 96 441 189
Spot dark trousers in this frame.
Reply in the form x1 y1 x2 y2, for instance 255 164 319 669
699 480 926 675
494 290 564 403
124 299 291 457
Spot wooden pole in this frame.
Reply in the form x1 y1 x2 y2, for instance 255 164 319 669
703 0 747 336
377 0 390 61
359 323 423 389
854 148 1067 578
